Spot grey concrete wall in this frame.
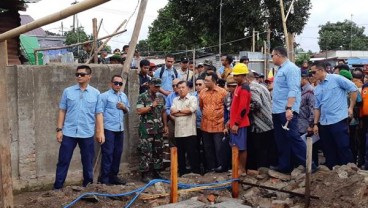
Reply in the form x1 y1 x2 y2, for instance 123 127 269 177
6 64 140 191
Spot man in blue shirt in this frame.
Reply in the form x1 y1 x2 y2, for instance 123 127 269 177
54 65 104 189
271 46 315 173
311 62 358 169
154 54 181 96
165 78 180 146
98 75 130 185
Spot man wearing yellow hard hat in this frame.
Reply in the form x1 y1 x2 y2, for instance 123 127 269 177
229 63 251 175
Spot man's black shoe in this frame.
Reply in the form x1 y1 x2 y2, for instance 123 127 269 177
214 166 227 173
110 176 127 185
141 173 154 183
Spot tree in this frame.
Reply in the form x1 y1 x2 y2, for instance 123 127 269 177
295 53 310 66
145 0 312 54
318 20 368 51
65 26 90 45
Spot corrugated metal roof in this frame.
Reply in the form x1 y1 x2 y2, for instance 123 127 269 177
20 15 46 36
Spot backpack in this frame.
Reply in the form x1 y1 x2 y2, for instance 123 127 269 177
159 66 178 79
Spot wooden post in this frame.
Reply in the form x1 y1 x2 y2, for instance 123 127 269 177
34 51 39 66
279 0 289 56
265 28 271 76
232 146 239 198
0 40 14 208
305 136 313 208
170 147 178 203
252 28 255 52
121 0 148 82
92 18 98 64
85 19 127 64
0 0 110 42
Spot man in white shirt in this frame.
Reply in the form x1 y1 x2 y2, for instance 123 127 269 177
171 80 200 176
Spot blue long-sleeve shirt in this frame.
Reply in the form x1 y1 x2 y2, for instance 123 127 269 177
59 84 102 138
314 74 358 125
165 92 179 115
272 60 301 113
98 89 130 132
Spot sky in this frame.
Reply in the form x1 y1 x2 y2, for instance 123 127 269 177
22 0 368 53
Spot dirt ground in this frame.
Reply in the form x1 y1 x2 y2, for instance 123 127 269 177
13 164 368 208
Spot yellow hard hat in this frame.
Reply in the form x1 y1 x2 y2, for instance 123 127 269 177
231 63 249 75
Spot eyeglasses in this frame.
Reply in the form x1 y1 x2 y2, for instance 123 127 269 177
227 84 237 87
271 54 278 58
75 73 89 77
113 81 123 86
166 61 174 63
310 71 317 75
172 84 177 88
195 83 202 86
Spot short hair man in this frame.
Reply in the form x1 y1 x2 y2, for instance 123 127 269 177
98 75 130 185
271 46 317 173
171 81 200 175
311 62 358 169
199 73 228 172
165 78 181 146
240 56 249 66
136 78 168 182
230 63 251 174
139 59 151 94
54 65 104 189
178 57 194 81
221 54 234 79
154 54 181 96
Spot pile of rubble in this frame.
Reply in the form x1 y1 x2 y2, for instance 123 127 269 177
14 164 368 208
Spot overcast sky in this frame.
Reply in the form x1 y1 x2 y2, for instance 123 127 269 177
22 0 368 53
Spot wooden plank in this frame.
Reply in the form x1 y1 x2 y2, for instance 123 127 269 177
305 136 313 208
232 146 239 198
92 18 98 64
0 40 14 208
170 147 178 203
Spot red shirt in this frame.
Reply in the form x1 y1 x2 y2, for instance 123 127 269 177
230 82 251 128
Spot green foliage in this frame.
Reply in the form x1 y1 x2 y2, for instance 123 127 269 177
318 20 368 51
295 53 310 66
145 0 312 54
65 27 90 45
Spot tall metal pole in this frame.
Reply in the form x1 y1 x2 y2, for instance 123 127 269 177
219 0 223 56
350 14 353 57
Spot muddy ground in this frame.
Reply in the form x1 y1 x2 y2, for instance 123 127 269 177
13 164 368 208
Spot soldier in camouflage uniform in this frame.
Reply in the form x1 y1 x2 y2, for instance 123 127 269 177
136 78 168 183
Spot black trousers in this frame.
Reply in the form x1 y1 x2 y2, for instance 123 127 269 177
247 130 276 170
202 131 225 170
176 136 200 175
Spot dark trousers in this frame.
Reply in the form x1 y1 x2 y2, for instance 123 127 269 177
202 131 225 170
54 135 94 189
320 119 353 169
99 129 124 184
247 130 275 170
196 128 207 172
273 113 310 173
176 136 200 175
361 117 368 167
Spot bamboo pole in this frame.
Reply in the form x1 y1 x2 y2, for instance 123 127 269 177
0 40 14 208
85 19 127 64
92 18 98 63
232 146 239 198
170 147 178 203
0 0 110 42
305 136 313 208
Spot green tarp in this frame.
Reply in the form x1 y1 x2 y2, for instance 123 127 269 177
20 34 43 65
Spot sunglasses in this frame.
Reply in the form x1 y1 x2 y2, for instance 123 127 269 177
195 83 202 86
75 73 89 77
113 81 123 86
172 84 177 88
227 84 237 87
310 71 317 75
271 54 279 58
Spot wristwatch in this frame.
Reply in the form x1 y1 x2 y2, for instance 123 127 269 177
285 106 292 111
56 128 62 132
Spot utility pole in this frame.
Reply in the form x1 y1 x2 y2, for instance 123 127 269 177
350 14 353 57
252 28 255 52
265 27 271 76
219 0 223 56
72 1 78 32
92 18 98 64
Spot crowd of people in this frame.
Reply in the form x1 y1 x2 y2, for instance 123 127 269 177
53 45 368 189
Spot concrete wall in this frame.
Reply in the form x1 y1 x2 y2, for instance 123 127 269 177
6 64 140 191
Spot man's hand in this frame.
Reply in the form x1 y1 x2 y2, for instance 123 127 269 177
116 102 125 110
56 132 63 143
348 107 353 118
313 125 319 135
307 126 313 134
223 128 229 135
152 98 159 108
96 132 105 144
286 110 293 121
163 125 169 135
231 125 239 134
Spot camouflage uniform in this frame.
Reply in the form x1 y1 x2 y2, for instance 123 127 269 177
136 89 166 173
